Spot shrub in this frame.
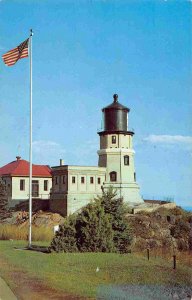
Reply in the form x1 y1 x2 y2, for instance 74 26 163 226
96 187 132 253
76 201 114 252
50 215 78 253
0 177 11 220
50 187 132 253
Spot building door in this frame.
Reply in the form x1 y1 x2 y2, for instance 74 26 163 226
32 180 39 197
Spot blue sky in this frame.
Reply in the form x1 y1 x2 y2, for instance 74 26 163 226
0 0 191 207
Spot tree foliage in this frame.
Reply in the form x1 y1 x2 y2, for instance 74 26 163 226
96 187 132 253
0 177 11 221
75 201 114 252
50 215 78 253
50 187 132 253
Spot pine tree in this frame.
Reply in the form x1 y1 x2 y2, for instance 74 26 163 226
50 186 132 253
96 186 132 253
76 201 114 252
50 200 114 253
50 215 78 253
0 177 11 221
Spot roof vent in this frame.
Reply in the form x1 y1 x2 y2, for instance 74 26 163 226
16 156 21 161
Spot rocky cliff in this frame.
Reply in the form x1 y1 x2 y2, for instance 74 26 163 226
126 206 192 252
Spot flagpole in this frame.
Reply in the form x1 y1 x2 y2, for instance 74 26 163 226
28 29 33 247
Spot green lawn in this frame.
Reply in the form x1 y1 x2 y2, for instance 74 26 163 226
0 241 191 299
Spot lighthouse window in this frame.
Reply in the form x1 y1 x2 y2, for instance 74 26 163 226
124 155 129 166
112 136 116 144
72 176 76 184
110 171 117 182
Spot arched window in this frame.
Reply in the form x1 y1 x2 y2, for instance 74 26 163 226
124 155 129 165
110 171 117 182
112 136 116 144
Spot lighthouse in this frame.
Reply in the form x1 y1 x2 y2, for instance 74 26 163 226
98 94 143 204
50 93 143 216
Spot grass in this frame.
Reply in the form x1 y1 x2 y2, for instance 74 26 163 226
0 224 53 241
0 241 192 299
136 248 192 268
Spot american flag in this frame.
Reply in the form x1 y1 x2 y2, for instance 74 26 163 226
2 38 29 66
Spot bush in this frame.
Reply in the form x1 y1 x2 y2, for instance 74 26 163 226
0 177 11 220
76 201 114 252
50 187 132 253
96 187 132 253
50 215 78 253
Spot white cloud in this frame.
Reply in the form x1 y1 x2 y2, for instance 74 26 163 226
143 135 192 145
33 140 65 153
32 140 66 165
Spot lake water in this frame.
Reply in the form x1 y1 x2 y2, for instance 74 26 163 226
181 206 192 212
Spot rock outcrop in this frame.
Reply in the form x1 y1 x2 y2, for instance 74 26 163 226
1 210 64 228
126 206 192 252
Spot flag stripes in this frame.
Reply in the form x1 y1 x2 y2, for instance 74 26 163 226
2 38 29 66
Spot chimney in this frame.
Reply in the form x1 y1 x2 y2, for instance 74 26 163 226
16 156 21 161
60 159 64 166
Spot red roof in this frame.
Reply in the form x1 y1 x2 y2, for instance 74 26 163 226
0 159 52 177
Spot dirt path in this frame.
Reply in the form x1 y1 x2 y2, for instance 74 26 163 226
0 257 87 300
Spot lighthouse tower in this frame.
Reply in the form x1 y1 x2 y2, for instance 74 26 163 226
97 94 143 204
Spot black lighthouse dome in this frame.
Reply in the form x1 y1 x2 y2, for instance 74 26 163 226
101 94 130 133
